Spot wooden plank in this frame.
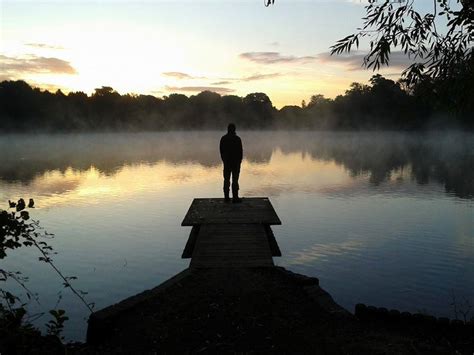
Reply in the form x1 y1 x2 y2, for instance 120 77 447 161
181 198 281 226
190 224 274 268
181 226 199 258
264 225 282 257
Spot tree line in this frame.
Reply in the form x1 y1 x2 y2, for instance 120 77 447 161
0 74 472 132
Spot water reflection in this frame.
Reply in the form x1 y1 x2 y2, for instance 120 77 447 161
1 131 473 198
0 131 473 341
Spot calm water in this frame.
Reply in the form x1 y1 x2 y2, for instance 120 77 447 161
1 131 473 341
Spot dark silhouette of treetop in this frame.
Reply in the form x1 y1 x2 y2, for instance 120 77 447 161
93 86 119 97
0 76 472 132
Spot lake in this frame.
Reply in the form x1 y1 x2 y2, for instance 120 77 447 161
1 131 473 341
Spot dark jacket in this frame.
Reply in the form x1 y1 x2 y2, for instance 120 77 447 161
220 133 243 164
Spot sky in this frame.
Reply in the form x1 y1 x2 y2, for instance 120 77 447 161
1 0 425 108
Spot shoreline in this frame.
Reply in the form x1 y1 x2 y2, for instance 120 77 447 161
83 267 473 354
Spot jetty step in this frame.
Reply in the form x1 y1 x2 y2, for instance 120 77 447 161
190 223 274 268
181 198 282 268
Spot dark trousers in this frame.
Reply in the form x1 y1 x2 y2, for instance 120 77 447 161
223 161 241 198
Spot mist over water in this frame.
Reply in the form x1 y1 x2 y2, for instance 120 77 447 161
1 131 473 341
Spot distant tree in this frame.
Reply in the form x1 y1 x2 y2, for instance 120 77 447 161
308 94 331 107
189 91 222 128
243 93 275 127
55 89 65 98
92 86 118 97
345 83 371 97
0 77 468 131
305 94 335 129
277 105 304 128
89 86 122 128
221 95 244 117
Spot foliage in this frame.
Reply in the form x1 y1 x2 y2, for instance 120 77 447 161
276 73 446 130
266 0 473 116
264 0 274 7
0 199 93 312
0 81 277 132
451 292 474 324
330 0 473 83
1 199 93 349
329 0 474 115
0 77 472 132
46 309 69 340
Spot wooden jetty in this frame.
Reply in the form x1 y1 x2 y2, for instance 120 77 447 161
181 197 281 268
88 197 284 343
86 197 354 348
85 198 456 353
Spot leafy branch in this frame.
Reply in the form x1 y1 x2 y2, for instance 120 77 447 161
1 199 93 313
1 198 94 346
329 0 473 84
451 291 473 324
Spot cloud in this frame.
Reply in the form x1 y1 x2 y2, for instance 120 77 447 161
211 80 231 85
163 70 282 87
165 86 234 95
240 52 316 64
25 43 64 50
162 72 195 79
317 51 416 71
150 89 164 95
0 54 77 78
242 73 281 81
162 71 208 80
212 73 281 85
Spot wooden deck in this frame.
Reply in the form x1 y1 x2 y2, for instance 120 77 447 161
182 198 281 268
181 197 281 226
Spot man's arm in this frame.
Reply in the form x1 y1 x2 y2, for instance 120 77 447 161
219 136 224 161
238 137 243 162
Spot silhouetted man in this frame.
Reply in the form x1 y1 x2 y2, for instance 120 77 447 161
220 123 243 203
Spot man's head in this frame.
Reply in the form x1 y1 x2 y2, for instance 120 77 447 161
227 123 236 134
